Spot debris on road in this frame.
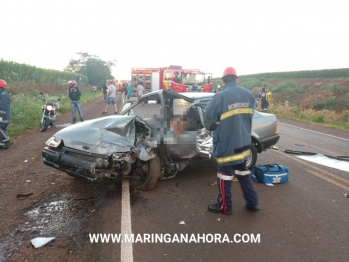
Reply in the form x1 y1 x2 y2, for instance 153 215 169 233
31 237 56 248
345 193 349 198
179 221 185 225
16 193 33 200
210 181 217 186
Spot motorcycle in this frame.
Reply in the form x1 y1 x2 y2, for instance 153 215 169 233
39 92 61 132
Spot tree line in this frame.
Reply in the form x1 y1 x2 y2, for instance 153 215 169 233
0 52 115 87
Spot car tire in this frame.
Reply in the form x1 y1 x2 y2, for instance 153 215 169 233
246 143 257 170
131 155 161 191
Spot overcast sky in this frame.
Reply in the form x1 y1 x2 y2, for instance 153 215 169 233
1 0 348 80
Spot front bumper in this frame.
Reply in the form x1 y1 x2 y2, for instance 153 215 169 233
259 134 280 151
42 147 97 180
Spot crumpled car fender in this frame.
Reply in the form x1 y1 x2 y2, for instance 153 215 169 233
52 115 156 160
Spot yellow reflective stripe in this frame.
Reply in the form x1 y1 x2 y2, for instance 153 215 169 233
217 150 250 164
220 108 253 121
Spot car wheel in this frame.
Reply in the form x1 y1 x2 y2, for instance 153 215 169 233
246 143 257 170
131 155 161 191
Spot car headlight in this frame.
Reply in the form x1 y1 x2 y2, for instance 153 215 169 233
46 136 62 148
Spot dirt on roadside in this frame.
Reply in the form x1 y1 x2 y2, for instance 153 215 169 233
0 95 124 262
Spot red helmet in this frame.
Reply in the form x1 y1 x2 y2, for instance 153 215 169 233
222 67 237 78
0 79 7 89
68 80 77 87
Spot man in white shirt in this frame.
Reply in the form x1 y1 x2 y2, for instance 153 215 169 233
103 80 118 114
136 82 145 100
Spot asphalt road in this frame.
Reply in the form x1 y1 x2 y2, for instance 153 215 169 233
91 116 349 261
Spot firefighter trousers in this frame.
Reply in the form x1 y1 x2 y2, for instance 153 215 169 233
0 123 12 149
216 162 259 212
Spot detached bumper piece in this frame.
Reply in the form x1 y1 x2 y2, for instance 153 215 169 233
260 134 280 151
42 147 96 181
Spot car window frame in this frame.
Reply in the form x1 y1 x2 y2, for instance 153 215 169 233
121 90 196 117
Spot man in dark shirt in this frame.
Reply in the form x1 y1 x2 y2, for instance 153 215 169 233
257 87 269 112
191 82 198 92
67 80 84 124
102 85 108 103
205 67 260 215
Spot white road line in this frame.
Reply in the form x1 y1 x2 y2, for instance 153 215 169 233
278 122 349 142
121 179 133 262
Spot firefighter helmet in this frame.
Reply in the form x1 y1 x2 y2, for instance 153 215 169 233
68 80 77 87
0 79 7 88
222 67 237 78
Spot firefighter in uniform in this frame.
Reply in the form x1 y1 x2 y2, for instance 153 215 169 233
204 67 260 214
0 79 12 149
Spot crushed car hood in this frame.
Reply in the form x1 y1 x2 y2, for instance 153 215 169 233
53 116 151 155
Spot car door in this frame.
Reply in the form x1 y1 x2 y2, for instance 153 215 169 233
191 99 214 159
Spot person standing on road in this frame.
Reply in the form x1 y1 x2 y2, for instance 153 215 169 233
103 80 118 114
191 82 198 92
120 83 127 103
0 79 12 149
126 82 133 99
204 67 260 215
136 82 145 100
257 87 269 112
67 80 84 124
102 84 108 103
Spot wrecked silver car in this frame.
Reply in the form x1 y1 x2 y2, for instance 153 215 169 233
42 90 279 190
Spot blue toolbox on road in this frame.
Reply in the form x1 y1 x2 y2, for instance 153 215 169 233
251 164 289 185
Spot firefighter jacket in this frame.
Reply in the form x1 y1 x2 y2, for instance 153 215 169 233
204 82 254 166
0 88 11 124
68 86 81 101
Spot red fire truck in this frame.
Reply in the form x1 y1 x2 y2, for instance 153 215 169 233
131 65 212 94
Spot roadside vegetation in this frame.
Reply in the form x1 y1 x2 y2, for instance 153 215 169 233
212 68 349 132
0 59 104 139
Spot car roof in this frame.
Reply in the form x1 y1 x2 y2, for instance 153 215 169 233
178 92 214 100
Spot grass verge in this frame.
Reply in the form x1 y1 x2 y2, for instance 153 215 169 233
268 103 349 132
